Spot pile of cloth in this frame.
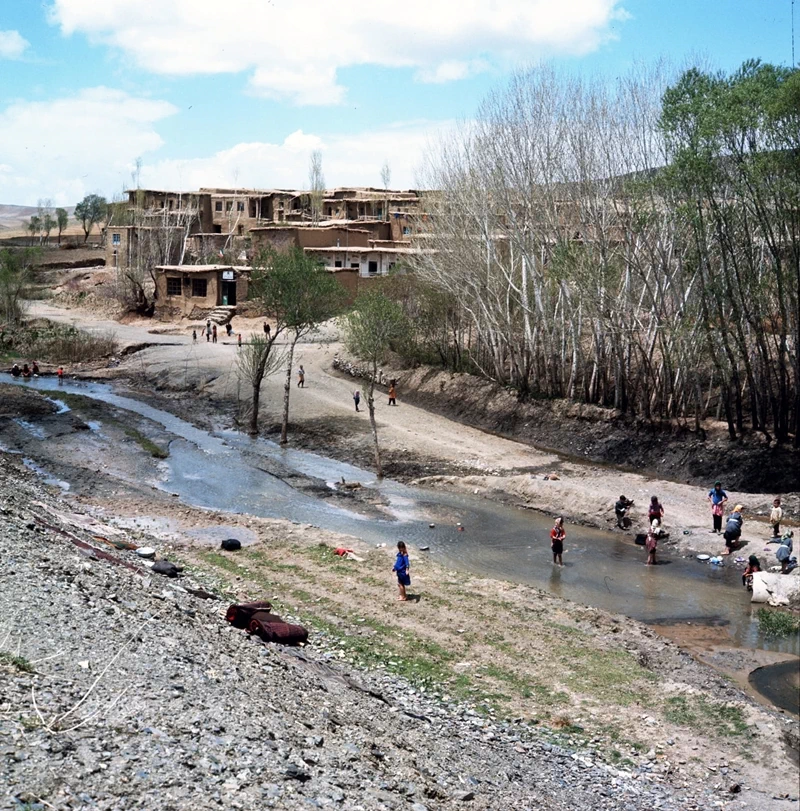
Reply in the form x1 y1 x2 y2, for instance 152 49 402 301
225 601 309 645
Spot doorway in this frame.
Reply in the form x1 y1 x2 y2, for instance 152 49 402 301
221 280 237 306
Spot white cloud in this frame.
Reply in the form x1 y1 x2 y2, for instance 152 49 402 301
0 87 177 205
49 0 627 104
0 29 29 59
140 123 443 192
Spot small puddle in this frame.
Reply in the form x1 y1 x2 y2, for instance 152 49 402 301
22 458 70 491
5 375 799 711
749 660 800 716
13 418 46 439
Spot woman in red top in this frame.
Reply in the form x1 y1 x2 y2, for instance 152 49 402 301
550 517 566 567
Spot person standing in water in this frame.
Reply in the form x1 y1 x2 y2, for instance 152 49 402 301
645 519 659 565
393 541 410 601
550 517 566 567
707 481 728 534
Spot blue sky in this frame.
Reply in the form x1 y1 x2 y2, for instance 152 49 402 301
0 0 791 205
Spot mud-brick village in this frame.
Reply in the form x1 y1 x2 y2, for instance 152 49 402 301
0 3 798 810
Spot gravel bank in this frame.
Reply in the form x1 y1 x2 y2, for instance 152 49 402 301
0 453 742 811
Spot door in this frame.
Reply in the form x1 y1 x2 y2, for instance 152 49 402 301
221 280 237 306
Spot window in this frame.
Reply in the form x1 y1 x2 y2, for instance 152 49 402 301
215 201 223 212
368 261 378 275
402 226 411 235
166 277 182 296
226 201 233 212
191 278 208 297
237 201 245 211
334 260 342 268
169 199 174 210
112 233 121 245
351 262 360 269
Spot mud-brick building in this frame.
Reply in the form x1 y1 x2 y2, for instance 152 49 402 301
154 264 251 319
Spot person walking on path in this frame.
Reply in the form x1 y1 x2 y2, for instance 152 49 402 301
388 382 397 406
645 519 659 565
192 329 197 343
393 541 410 601
263 322 270 338
550 516 566 567
297 365 305 388
353 390 361 412
648 496 664 527
723 504 744 555
212 324 218 344
770 498 783 538
205 320 212 342
707 481 728 534
237 333 242 348
615 495 633 529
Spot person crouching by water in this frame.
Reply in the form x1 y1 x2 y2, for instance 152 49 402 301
11 363 21 378
776 531 794 574
393 541 410 601
615 495 633 529
742 555 761 590
645 519 659 565
723 504 744 555
550 516 566 567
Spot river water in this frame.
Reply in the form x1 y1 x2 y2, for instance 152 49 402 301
6 376 799 709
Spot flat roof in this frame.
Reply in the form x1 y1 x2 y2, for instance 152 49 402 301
304 246 423 255
156 264 252 273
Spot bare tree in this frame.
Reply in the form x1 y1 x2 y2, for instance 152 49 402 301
381 160 391 221
236 334 285 436
309 150 325 225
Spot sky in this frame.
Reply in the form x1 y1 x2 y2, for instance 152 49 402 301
0 0 791 206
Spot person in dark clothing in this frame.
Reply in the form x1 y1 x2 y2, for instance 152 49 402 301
742 555 761 590
353 390 361 412
225 323 232 337
614 495 633 529
723 505 744 554
21 364 31 378
263 322 271 338
212 324 218 344
11 364 20 377
31 361 40 376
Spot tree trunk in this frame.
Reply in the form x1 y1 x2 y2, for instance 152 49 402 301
367 362 383 477
280 336 298 444
249 379 262 436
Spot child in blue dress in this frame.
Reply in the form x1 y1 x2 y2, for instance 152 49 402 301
393 541 410 601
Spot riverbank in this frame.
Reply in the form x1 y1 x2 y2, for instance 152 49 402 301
1 378 799 809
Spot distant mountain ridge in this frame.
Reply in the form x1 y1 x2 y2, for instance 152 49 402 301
0 204 75 231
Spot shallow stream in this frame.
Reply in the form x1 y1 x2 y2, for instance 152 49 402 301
6 375 799 712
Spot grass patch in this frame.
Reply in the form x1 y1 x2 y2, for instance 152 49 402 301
480 663 570 706
664 696 749 737
756 608 800 637
0 652 34 673
557 646 655 706
122 426 168 459
13 320 117 364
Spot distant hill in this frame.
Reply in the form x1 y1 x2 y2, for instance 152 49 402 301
0 204 76 232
